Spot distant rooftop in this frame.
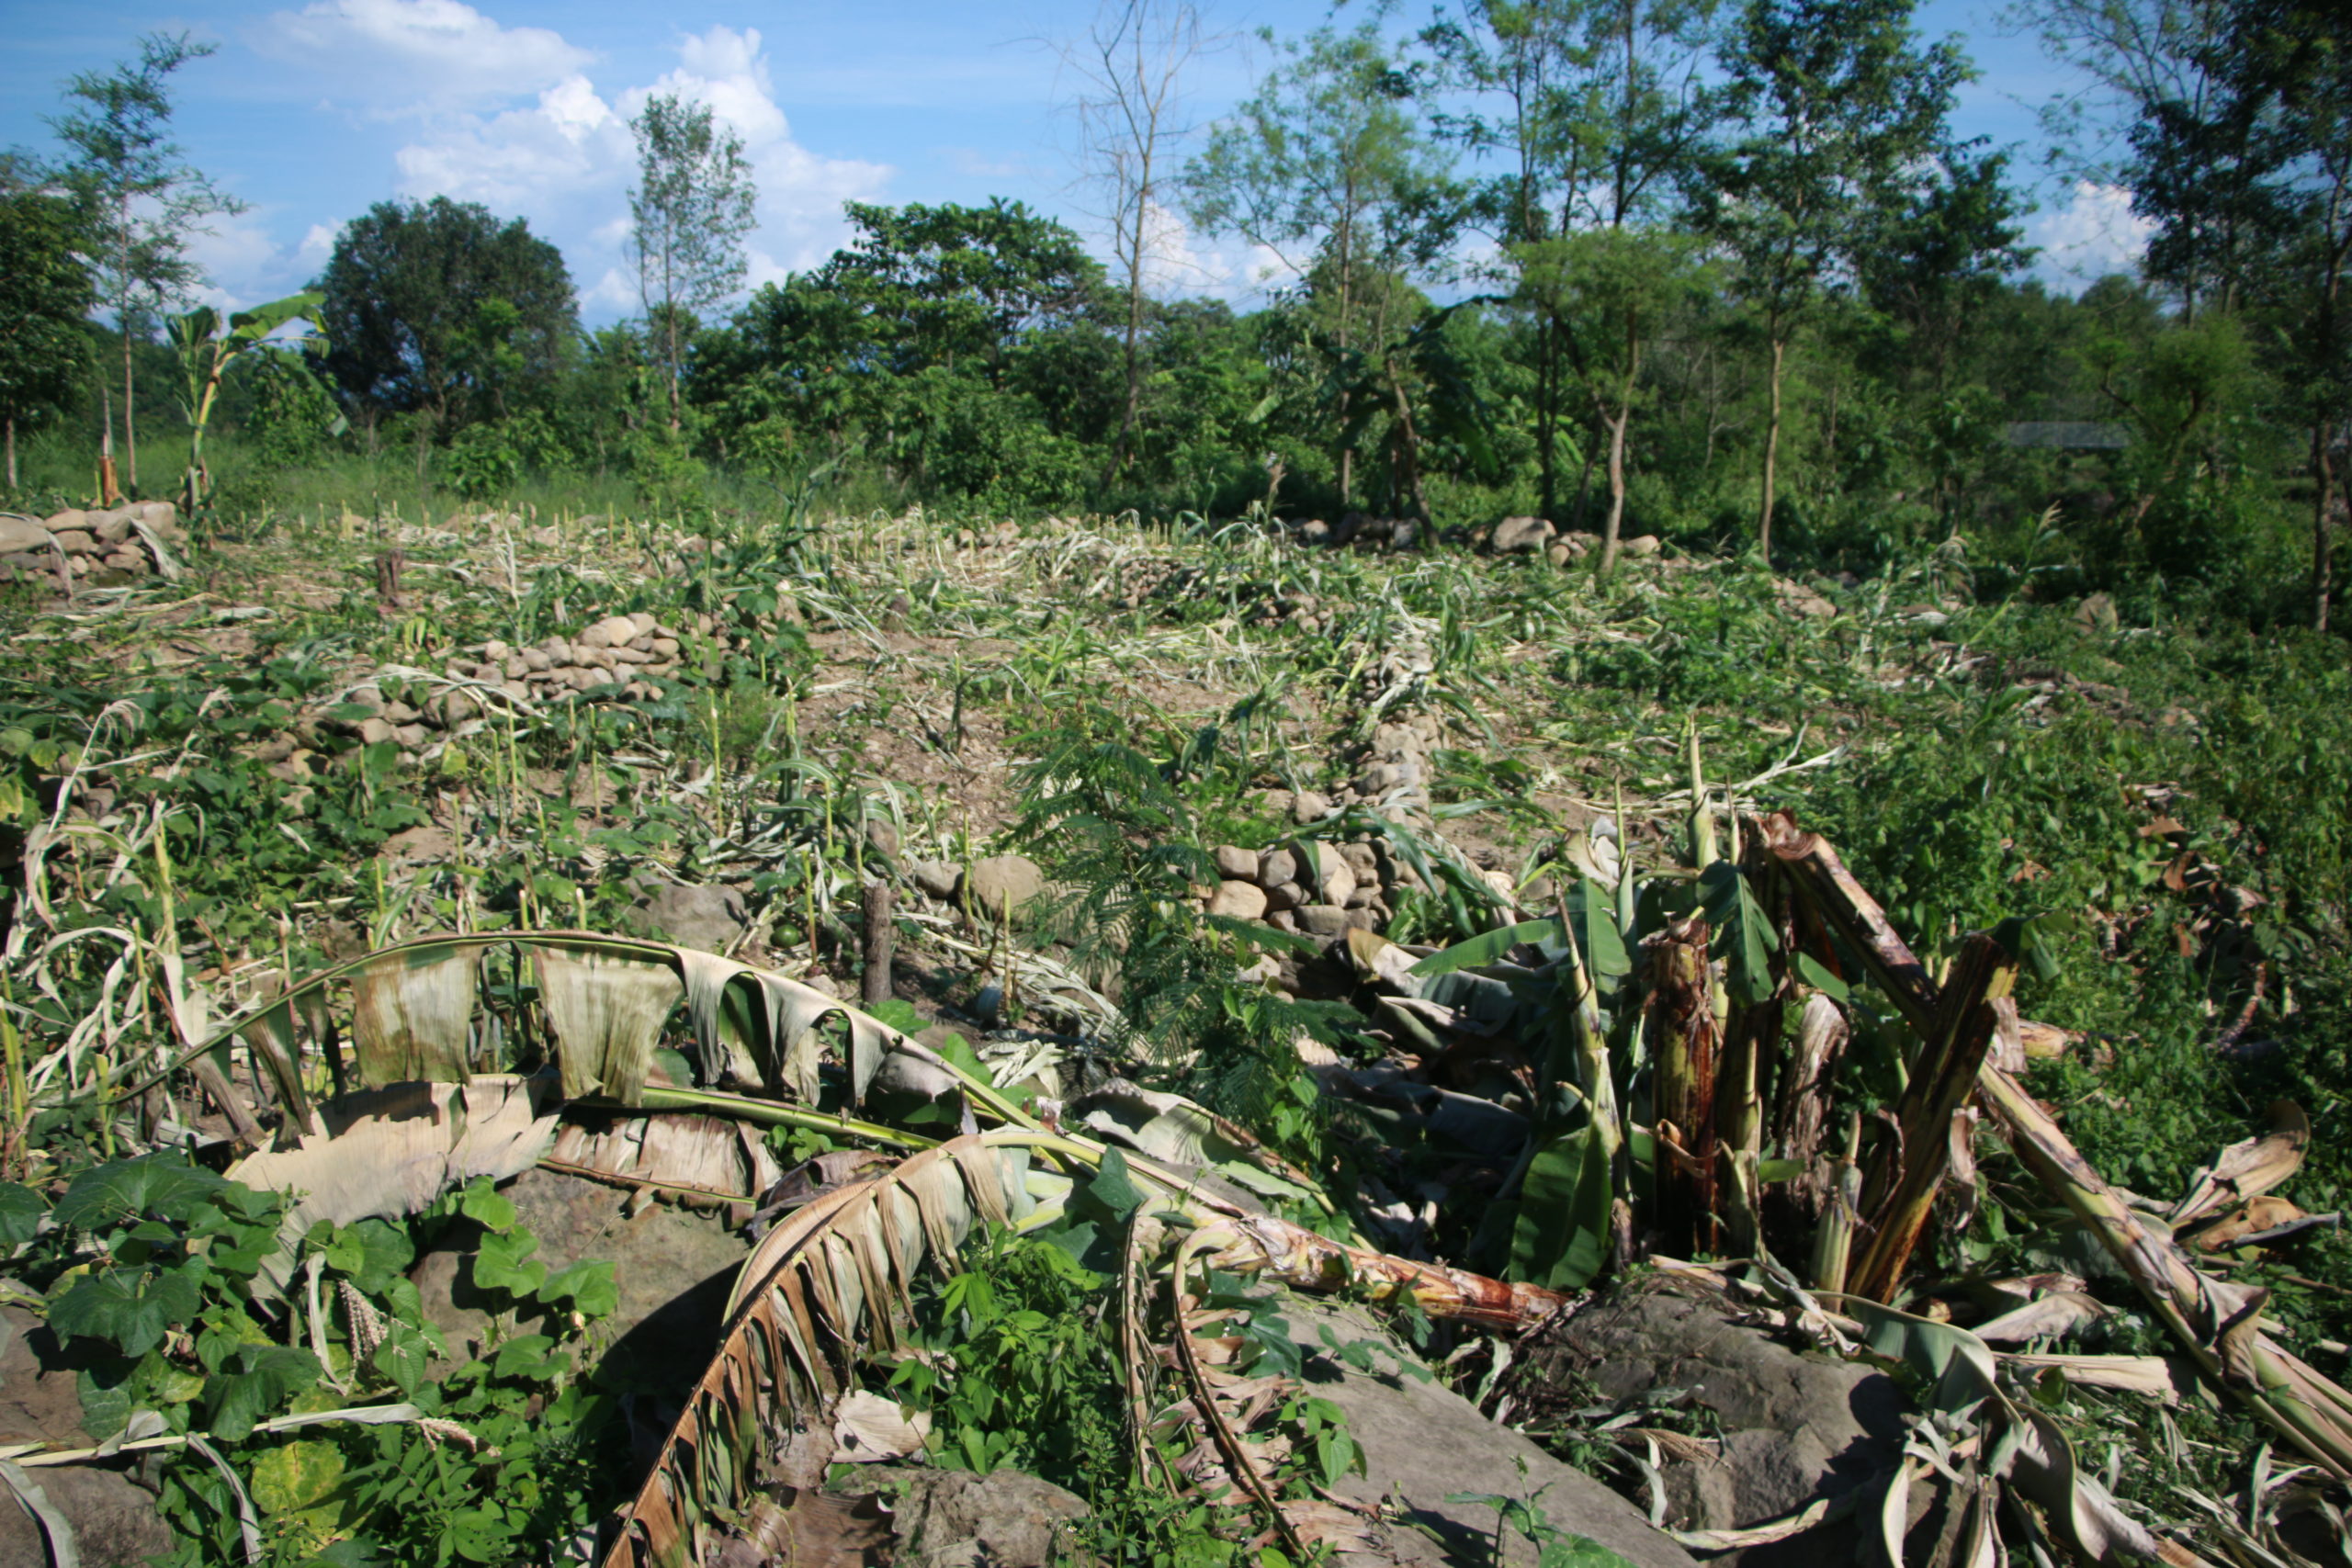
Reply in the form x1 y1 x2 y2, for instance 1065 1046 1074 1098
2007 421 2132 450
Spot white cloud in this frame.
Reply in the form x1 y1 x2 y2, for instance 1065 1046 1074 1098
254 0 594 113
386 25 891 306
184 209 311 310
1120 200 1296 302
391 73 626 212
2028 182 2154 288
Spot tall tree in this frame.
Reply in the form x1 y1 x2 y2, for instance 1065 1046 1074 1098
1690 0 1971 561
313 197 577 432
2012 0 2241 310
1422 0 1717 567
50 32 242 492
1186 25 1455 508
0 192 95 490
2133 0 2352 627
628 95 757 430
1062 0 1218 485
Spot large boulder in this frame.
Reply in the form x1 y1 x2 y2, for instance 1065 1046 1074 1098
408 1166 752 1396
1491 515 1556 555
883 1468 1089 1568
964 854 1046 922
1557 1278 1905 1560
625 881 752 952
1288 1298 1695 1568
0 1307 178 1566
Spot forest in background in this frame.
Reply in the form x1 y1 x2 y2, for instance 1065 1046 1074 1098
0 0 2346 631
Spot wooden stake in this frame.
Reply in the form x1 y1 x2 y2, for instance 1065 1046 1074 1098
861 881 894 1008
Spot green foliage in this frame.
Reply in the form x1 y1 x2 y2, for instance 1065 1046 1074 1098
1448 1486 1641 1568
1010 701 1362 1162
443 421 522 503
0 192 94 446
7 1156 624 1564
314 196 577 429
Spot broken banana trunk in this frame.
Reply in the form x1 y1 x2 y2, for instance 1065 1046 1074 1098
1646 915 1720 1257
1759 807 2352 1479
1848 929 2018 1303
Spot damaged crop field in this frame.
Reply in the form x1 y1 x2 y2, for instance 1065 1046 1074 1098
2 496 2349 1568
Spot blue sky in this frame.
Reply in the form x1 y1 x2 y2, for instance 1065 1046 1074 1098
0 0 2152 320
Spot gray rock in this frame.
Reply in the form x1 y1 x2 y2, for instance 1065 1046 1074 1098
1213 844 1260 882
1258 847 1300 888
0 1307 177 1566
133 500 183 542
576 614 640 649
0 515 55 554
886 1467 1089 1568
1295 904 1352 939
411 1167 750 1395
1491 515 1556 554
1290 789 1333 824
51 529 96 556
625 882 752 952
1207 880 1268 919
1559 1280 1905 1549
864 818 901 859
1304 842 1357 906
1261 881 1305 913
2075 592 2119 632
1289 1298 1695 1568
910 860 962 900
965 854 1046 921
1623 533 1663 558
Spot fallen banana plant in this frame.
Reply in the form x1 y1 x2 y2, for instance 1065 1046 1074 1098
130 928 1034 1124
1844 1296 2211 1568
606 1119 1569 1567
1761 810 2352 1482
606 1134 1038 1568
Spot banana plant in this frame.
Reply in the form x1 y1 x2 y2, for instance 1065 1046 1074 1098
168 291 345 513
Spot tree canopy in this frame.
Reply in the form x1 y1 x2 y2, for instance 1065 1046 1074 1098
312 197 579 431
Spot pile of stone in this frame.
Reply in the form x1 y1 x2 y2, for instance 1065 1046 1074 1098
0 502 185 584
442 612 695 710
1292 513 1419 551
1198 835 1427 942
250 612 707 785
1485 515 1661 566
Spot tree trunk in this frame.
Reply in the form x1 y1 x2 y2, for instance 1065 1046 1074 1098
2319 421 2338 634
1386 358 1430 523
1759 333 1785 565
1598 407 1631 579
122 330 139 491
5 416 14 491
862 881 895 1008
1336 196 1355 510
668 309 684 432
1597 310 1641 581
1535 314 1559 523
